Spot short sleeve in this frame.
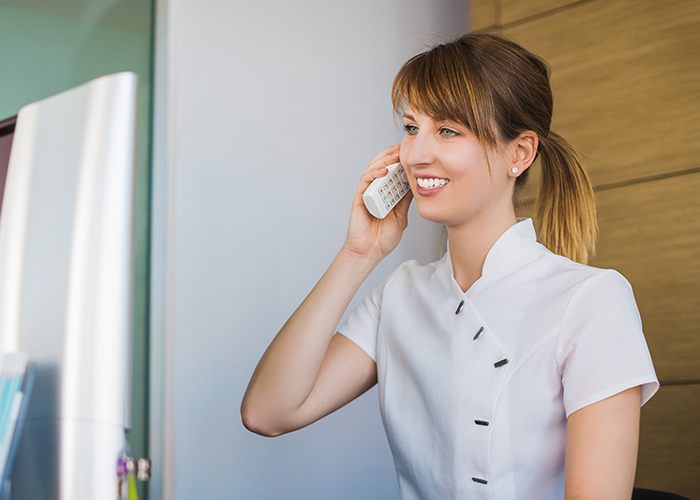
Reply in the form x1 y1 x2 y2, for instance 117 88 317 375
336 280 383 362
556 269 660 418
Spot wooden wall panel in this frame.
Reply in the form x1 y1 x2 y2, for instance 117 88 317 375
470 0 497 31
500 0 578 26
636 383 700 499
501 0 700 201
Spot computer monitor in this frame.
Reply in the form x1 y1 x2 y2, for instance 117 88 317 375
0 116 16 216
0 72 137 499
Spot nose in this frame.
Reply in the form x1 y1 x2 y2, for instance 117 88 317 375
401 129 435 169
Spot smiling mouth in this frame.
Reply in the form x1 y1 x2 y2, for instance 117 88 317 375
416 177 450 189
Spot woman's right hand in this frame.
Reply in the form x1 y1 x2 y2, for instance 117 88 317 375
343 144 414 261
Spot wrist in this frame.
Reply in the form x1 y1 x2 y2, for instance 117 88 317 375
338 244 383 269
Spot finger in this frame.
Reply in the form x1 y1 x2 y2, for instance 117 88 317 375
367 145 400 166
359 166 389 184
366 154 398 173
354 167 389 200
368 144 400 164
367 155 400 175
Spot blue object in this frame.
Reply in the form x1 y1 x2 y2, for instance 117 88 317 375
0 361 35 500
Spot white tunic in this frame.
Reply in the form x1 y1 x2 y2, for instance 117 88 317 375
337 217 659 500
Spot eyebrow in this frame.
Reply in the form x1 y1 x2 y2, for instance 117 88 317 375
402 113 462 129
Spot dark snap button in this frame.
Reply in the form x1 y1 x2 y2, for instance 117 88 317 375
472 477 488 484
473 326 484 340
494 358 509 368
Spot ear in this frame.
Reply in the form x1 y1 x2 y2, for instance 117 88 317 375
509 131 538 174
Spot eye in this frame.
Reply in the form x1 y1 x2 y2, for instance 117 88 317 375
439 127 459 138
402 124 418 135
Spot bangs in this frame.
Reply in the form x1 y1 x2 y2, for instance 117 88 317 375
391 43 498 146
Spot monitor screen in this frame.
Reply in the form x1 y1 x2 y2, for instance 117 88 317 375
0 72 137 498
0 116 16 215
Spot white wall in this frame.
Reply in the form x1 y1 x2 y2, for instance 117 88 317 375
152 2 470 498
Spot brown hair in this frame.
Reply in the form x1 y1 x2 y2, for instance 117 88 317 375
391 31 598 264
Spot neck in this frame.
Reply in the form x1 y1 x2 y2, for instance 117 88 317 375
446 209 518 293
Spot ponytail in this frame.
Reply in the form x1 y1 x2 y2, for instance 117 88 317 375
535 130 598 264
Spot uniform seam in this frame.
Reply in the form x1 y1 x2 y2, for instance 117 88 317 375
554 269 615 372
539 249 613 274
497 270 616 427
339 259 417 361
500 331 559 388
380 259 419 298
565 374 659 418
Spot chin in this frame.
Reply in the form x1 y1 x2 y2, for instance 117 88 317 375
415 201 454 226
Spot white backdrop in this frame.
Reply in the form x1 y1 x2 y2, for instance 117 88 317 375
152 1 470 498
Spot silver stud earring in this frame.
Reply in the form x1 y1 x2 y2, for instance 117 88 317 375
511 167 518 174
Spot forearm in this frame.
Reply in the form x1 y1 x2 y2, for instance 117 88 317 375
241 246 380 432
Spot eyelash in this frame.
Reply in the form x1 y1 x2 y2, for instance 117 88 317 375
440 128 459 138
402 124 459 138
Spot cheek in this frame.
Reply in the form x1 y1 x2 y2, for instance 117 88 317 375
446 148 490 180
399 137 409 158
399 138 413 178
447 161 495 202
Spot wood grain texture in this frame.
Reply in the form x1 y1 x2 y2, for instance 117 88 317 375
500 0 578 26
470 0 497 31
636 383 700 499
500 0 700 202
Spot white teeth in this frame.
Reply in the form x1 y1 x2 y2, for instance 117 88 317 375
417 177 448 189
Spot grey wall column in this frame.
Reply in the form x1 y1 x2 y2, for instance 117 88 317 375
152 2 469 498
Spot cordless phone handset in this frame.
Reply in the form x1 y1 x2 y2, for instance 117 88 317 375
362 162 410 219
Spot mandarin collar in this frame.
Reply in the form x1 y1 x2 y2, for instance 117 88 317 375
440 217 538 294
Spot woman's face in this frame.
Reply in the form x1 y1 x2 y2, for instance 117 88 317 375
399 107 513 227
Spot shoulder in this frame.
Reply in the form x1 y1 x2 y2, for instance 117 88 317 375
534 243 633 295
540 249 641 345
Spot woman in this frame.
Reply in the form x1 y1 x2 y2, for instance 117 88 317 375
241 32 659 499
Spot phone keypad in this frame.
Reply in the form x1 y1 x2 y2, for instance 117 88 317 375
381 168 409 209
